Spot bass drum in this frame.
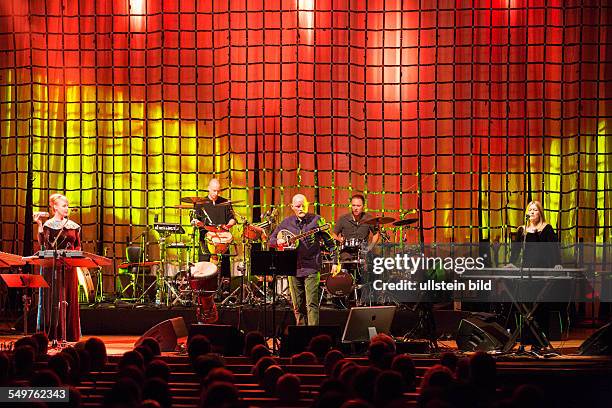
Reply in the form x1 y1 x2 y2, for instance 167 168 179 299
326 270 354 297
77 267 95 304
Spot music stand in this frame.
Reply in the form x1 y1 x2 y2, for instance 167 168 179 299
1 274 49 335
250 250 298 353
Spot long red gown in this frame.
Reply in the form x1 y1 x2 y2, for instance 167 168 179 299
37 218 82 342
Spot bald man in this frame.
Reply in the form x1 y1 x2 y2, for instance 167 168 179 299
193 178 236 283
269 194 337 326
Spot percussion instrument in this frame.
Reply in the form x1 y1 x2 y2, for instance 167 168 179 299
341 238 365 252
326 269 355 297
189 261 219 324
244 224 265 240
180 196 208 204
76 267 95 303
393 218 418 227
362 216 396 225
206 231 234 254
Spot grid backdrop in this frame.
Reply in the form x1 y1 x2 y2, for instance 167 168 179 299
0 0 610 266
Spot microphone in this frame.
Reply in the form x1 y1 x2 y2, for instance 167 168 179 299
525 214 530 222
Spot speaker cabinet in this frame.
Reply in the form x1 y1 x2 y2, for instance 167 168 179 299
456 317 510 352
134 317 188 352
579 322 612 356
189 324 245 356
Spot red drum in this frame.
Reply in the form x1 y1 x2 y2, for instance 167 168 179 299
189 262 218 293
189 261 219 323
326 270 355 297
206 231 233 254
243 224 264 240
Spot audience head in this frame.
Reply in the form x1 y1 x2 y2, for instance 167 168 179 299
140 400 162 408
142 377 172 408
61 347 81 384
146 359 170 382
308 334 333 362
421 364 454 390
374 370 405 406
14 336 39 356
30 369 61 387
340 399 375 408
118 365 146 389
276 373 301 403
119 350 145 372
440 352 459 372
290 351 317 365
323 349 345 376
262 365 284 394
104 377 142 407
391 353 416 391
47 353 71 384
469 351 496 390
249 344 271 364
31 332 49 358
188 335 211 364
194 354 225 383
199 381 239 408
140 338 161 357
135 345 154 365
84 337 107 371
203 367 235 388
352 366 382 403
370 333 396 354
13 345 36 378
368 341 393 369
244 331 266 357
252 356 277 383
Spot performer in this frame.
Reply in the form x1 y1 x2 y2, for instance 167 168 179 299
509 200 561 268
269 194 337 326
333 193 380 261
34 193 82 342
508 200 563 349
192 178 236 283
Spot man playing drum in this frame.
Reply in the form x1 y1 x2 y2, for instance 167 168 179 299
192 178 236 292
333 193 380 261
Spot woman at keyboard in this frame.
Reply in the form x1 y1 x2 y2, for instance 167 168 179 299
34 193 82 342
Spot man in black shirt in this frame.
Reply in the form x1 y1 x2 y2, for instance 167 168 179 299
193 178 236 279
333 194 380 261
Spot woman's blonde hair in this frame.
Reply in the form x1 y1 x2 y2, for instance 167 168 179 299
526 200 546 227
49 193 67 214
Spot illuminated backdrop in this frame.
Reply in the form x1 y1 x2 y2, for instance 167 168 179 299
0 0 610 265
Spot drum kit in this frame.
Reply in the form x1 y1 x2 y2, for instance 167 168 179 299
122 195 278 322
320 215 419 307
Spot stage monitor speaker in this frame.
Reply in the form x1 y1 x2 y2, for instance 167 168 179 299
456 317 511 352
280 325 341 357
134 317 188 352
579 322 612 356
189 324 245 356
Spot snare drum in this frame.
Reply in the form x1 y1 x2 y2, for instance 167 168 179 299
326 269 355 297
206 231 233 254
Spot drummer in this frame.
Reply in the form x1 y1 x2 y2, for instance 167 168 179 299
192 178 236 285
333 193 380 261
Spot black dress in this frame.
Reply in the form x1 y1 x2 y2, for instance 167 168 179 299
37 219 82 342
509 223 563 345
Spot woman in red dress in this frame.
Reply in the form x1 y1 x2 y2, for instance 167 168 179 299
34 193 82 342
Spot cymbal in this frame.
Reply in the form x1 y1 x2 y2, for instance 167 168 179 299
393 218 418 227
215 199 244 207
180 196 208 204
362 216 396 226
172 204 194 210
